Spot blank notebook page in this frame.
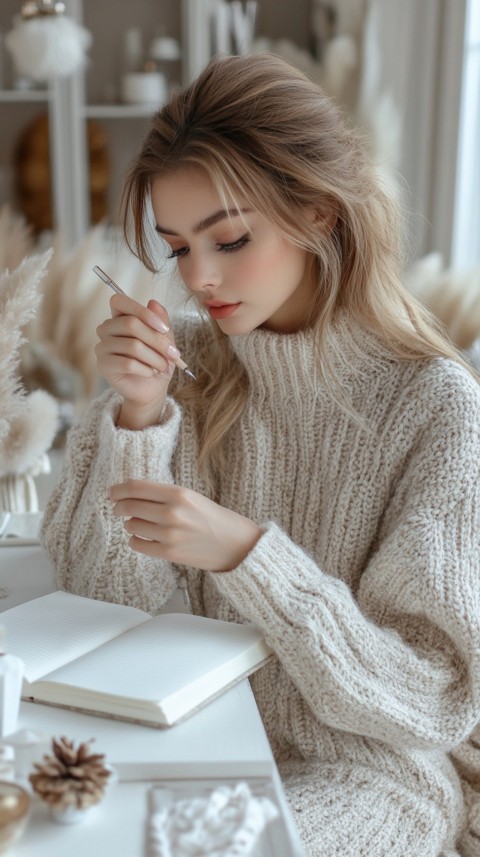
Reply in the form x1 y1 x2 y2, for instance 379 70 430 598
1 592 149 683
39 614 266 702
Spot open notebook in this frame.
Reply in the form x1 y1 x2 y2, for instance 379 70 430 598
0 591 272 727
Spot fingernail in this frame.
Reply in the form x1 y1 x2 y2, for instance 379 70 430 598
148 313 169 334
167 344 181 360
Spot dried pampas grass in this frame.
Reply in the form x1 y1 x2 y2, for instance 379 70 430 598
0 207 184 404
26 223 180 398
0 389 58 477
0 249 59 479
405 253 480 351
0 250 52 441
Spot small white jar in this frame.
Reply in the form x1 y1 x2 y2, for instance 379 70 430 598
121 71 167 106
0 633 24 738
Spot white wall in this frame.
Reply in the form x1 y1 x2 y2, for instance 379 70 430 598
375 0 467 264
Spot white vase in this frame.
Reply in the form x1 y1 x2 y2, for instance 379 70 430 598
0 473 38 513
0 451 51 513
49 804 94 825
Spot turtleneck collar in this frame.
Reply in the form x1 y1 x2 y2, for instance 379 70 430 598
227 314 395 401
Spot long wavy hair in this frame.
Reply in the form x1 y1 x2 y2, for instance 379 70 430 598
122 52 472 487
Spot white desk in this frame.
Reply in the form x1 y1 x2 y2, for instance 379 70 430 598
0 546 55 610
16 687 280 857
0 546 304 856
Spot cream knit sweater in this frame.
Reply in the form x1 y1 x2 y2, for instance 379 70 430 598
41 316 480 857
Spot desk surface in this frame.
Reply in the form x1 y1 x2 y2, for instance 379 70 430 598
0 545 55 609
1 546 304 856
16 685 278 857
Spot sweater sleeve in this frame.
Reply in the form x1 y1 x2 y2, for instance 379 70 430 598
213 372 480 751
40 388 182 612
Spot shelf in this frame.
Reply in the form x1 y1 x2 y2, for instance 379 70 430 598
0 89 49 103
0 0 183 249
83 103 161 119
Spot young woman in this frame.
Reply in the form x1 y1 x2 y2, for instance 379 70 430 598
41 54 480 856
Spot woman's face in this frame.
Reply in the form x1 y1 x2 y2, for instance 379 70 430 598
151 167 316 335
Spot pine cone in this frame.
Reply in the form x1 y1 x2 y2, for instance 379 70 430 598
29 736 111 810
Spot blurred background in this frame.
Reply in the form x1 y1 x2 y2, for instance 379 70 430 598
0 0 478 265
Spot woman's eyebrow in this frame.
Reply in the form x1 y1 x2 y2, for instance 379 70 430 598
155 208 251 236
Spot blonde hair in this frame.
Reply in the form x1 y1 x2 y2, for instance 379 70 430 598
122 52 473 487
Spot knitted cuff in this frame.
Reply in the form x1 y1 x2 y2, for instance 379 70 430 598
98 392 182 484
212 521 332 631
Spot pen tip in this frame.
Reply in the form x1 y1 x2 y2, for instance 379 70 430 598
184 368 197 381
92 265 107 282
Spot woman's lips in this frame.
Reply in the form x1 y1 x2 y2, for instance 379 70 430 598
205 301 241 319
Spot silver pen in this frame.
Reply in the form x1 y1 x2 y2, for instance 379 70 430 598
92 265 196 381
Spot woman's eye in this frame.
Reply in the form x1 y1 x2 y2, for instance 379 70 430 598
166 233 250 259
167 246 189 259
217 233 251 253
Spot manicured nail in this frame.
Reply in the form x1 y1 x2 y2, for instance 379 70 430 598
147 313 169 334
167 344 181 360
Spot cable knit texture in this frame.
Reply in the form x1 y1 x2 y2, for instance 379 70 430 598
41 315 480 856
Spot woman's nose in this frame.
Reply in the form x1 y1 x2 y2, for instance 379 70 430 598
182 253 220 292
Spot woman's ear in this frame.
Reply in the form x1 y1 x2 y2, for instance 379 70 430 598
306 204 338 234
307 195 339 235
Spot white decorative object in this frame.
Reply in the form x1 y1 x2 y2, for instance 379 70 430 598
149 37 181 62
121 71 167 106
5 0 92 83
182 0 258 83
123 26 143 73
0 452 51 514
0 745 15 781
230 0 257 55
149 782 278 857
0 511 44 543
0 630 24 738
213 1 232 55
49 805 92 825
2 728 50 779
148 36 182 96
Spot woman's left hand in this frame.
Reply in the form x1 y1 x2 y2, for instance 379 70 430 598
110 479 263 572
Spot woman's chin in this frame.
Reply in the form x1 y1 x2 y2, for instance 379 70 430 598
214 315 258 336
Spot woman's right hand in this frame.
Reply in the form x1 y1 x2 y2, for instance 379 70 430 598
95 293 181 429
